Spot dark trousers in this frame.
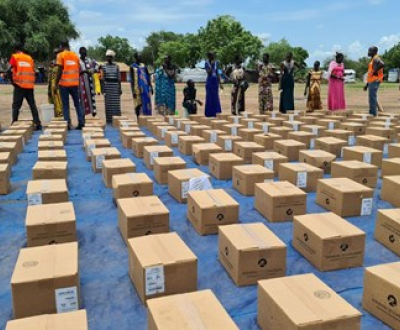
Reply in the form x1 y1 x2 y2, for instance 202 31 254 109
12 85 41 125
368 81 380 117
60 86 85 126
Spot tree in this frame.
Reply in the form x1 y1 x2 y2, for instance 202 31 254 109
382 43 400 70
198 15 263 66
87 35 136 64
0 0 79 61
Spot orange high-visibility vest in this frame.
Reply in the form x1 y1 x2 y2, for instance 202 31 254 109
59 51 79 87
12 53 35 89
367 55 384 83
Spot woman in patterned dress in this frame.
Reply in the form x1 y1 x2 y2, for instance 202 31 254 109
258 53 274 113
79 47 98 117
48 48 63 117
155 55 176 116
304 61 323 112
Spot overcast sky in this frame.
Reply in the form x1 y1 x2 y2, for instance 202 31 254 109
64 0 400 65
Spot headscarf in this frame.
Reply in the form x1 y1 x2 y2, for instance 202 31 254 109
106 49 116 57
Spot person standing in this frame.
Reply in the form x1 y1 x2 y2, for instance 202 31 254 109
48 48 63 117
6 42 42 130
328 52 346 111
363 46 385 117
258 53 274 113
130 52 153 119
100 50 122 124
79 47 98 117
155 55 176 116
55 40 85 130
279 52 299 113
205 51 222 117
304 61 323 112
230 55 248 115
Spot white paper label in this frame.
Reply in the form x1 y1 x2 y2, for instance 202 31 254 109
297 172 308 188
262 124 269 133
390 114 395 119
96 155 105 169
44 131 51 136
231 127 237 136
161 127 167 138
386 118 391 124
87 144 95 157
122 122 129 127
264 159 274 170
169 117 174 125
294 110 300 115
243 113 249 119
28 193 42 206
145 266 165 296
348 135 356 146
150 152 158 165
341 148 344 158
225 139 232 151
361 198 373 216
177 121 181 129
84 133 91 141
293 124 299 131
312 127 318 135
362 115 367 120
55 286 78 313
234 117 239 124
181 181 190 198
185 124 191 133
310 138 315 149
271 112 277 118
384 143 389 154
171 133 178 144
188 175 212 192
248 121 254 129
363 152 372 164
289 114 295 122
385 122 390 129
210 131 217 143
328 122 334 130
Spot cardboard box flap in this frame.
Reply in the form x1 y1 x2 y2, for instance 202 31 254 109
319 178 373 193
359 135 388 142
253 151 286 159
169 169 205 180
281 163 322 172
144 146 173 153
378 209 400 222
0 163 10 172
189 189 239 208
102 158 135 168
130 233 197 267
333 160 376 170
344 146 381 153
154 157 186 165
38 150 67 157
34 162 67 170
317 137 347 144
118 196 168 217
275 139 305 147
11 242 78 284
366 261 400 287
147 290 238 330
27 179 68 194
235 165 272 174
300 150 336 159
259 274 361 326
193 143 221 151
26 202 75 226
91 147 120 157
210 153 242 161
263 181 306 197
132 137 158 143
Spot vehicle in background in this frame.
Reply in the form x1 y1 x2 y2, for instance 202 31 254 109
344 69 356 83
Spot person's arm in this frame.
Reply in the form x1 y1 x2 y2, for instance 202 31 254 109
54 53 63 88
144 66 153 94
304 72 311 96
129 66 136 98
216 61 223 90
373 58 385 76
278 62 284 90
118 65 122 95
205 61 211 75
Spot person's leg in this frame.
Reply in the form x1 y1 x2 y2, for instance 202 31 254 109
60 86 71 126
25 88 42 129
11 85 24 123
70 87 85 128
135 105 141 119
368 81 379 117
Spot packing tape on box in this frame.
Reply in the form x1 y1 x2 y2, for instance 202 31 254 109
128 173 140 183
175 295 208 330
241 225 269 249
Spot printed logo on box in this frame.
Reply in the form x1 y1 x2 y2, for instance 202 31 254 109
258 258 267 268
314 290 331 300
388 294 397 307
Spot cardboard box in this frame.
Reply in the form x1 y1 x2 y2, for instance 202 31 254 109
84 138 111 161
5 310 88 330
132 137 158 158
0 152 11 164
4 128 30 143
26 202 76 247
0 141 18 164
102 158 136 188
233 142 265 164
143 145 174 169
255 181 307 222
227 115 242 124
375 209 400 256
190 125 211 137
26 179 69 205
315 137 348 158
165 130 187 147
138 115 156 127
267 117 285 126
340 121 366 135
216 113 230 120
293 212 366 271
252 151 288 176
192 143 223 165
43 129 67 143
168 168 208 203
254 122 276 133
174 118 190 130
209 153 244 180
282 120 304 132
189 114 204 122
331 161 378 188
121 131 146 149
187 189 239 235
156 125 176 140
258 273 362 330
91 147 121 173
300 124 326 137
200 116 216 126
240 118 259 128
219 223 286 286
316 119 341 130
0 135 23 153
216 135 243 152
152 122 170 135
356 135 388 151
269 126 294 139
117 196 169 243
288 131 316 148
39 134 64 143
38 141 64 151
342 146 383 168
148 290 238 330
211 119 230 130
154 157 186 184
113 115 129 127
11 242 79 319
201 129 225 143
252 115 269 122
32 161 67 181
382 158 400 177
147 118 164 131
181 121 199 134
324 129 355 146
254 133 283 150
0 163 11 194
112 173 153 200
128 232 197 304
381 176 400 207
222 124 245 136
178 135 205 156
279 163 324 192
232 165 274 196
363 262 400 330
366 126 395 141
273 139 306 162
38 150 67 162
316 178 374 217
298 116 317 125
389 143 400 158
299 149 336 174
82 131 104 143
238 128 263 142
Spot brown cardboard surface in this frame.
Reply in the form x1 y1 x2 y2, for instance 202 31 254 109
288 131 316 148
233 142 265 164
102 158 136 188
143 146 174 169
39 134 64 143
232 165 274 196
91 147 121 173
315 137 348 158
356 135 388 151
192 143 223 166
222 124 245 136
132 137 158 158
168 169 208 203
26 202 76 247
154 157 186 184
299 149 336 174
331 161 378 188
0 135 24 153
121 131 146 149
84 138 111 161
342 146 383 168
316 119 341 130
156 125 176 141
375 209 400 257
32 161 67 180
366 126 395 141
190 125 211 137
238 128 263 142
253 132 282 150
216 135 243 152
278 163 324 192
178 136 205 156
269 126 294 139
38 141 64 151
26 179 69 205
38 150 67 162
165 130 187 147
211 120 229 130
382 158 400 177
112 173 153 200
389 143 400 158
252 151 288 176
254 122 276 133
0 152 11 165
209 153 244 180
187 189 239 235
381 176 400 207
0 163 11 194
219 223 286 286
340 121 366 135
300 124 327 137
273 139 306 162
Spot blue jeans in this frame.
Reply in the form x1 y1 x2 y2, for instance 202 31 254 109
60 86 85 126
368 81 380 117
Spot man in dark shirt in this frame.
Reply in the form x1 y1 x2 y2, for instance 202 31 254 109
182 79 203 118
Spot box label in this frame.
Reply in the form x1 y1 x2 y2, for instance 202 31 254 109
293 123 299 131
297 172 308 188
169 117 174 125
83 133 91 141
384 143 389 154
243 113 249 119
181 181 190 198
248 121 254 129
362 115 367 120
328 122 334 130
145 266 165 296
161 127 167 138
28 193 42 206
348 135 356 146
171 133 178 144
44 131 52 136
87 144 95 157
289 114 295 122
271 112 276 118
96 155 105 169
234 117 239 124
294 110 300 115
55 286 78 313
312 127 318 135
264 159 274 170
262 124 269 133
231 127 237 136
225 139 233 151
361 198 373 216
185 124 191 133
385 122 390 129
210 131 217 143
363 152 372 164
150 152 159 165
177 121 181 129
341 147 344 158
188 175 212 192
310 138 315 149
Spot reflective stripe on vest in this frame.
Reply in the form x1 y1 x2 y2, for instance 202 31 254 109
367 55 384 83
13 53 35 89
60 51 79 87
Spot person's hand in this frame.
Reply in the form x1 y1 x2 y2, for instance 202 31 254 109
304 91 307 97
363 85 368 91
198 101 203 106
120 90 122 96
373 71 378 76
150 87 154 95
133 93 137 99
219 84 224 90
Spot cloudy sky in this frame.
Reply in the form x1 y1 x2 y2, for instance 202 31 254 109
64 0 399 65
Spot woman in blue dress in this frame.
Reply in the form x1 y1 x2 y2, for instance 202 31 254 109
205 51 222 117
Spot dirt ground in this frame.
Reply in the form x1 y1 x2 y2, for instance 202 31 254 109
0 82 399 126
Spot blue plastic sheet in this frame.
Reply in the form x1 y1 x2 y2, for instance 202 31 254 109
0 126 397 329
